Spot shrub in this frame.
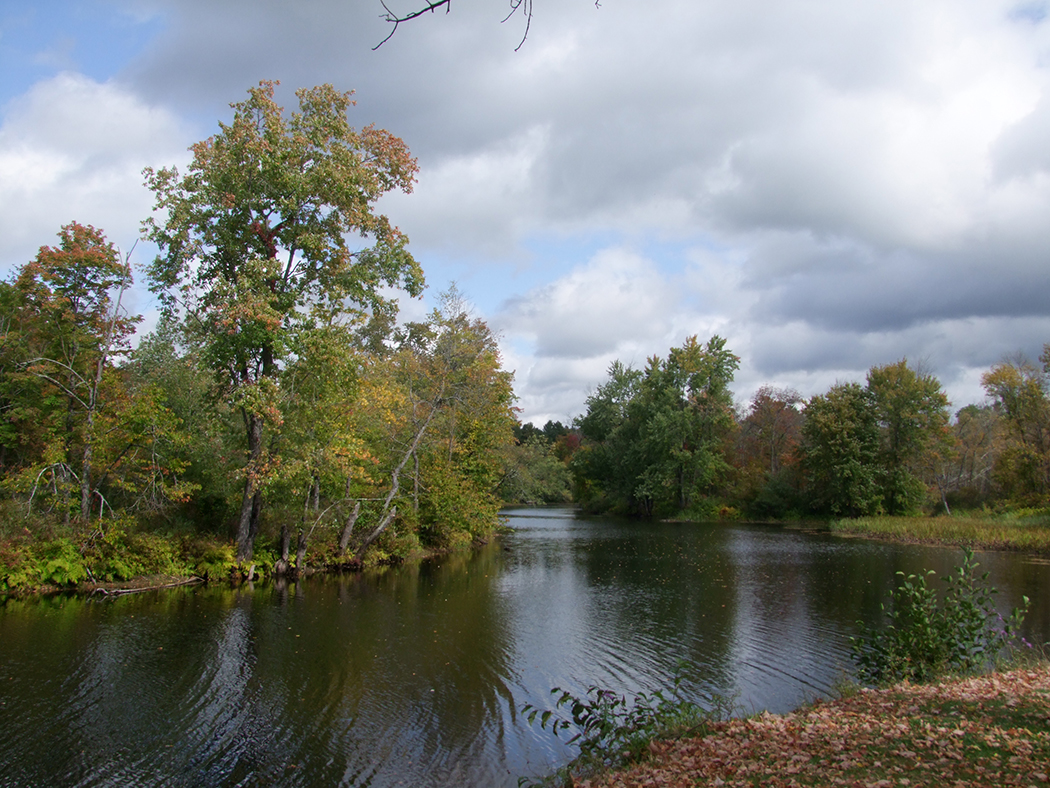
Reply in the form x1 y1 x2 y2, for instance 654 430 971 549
851 548 1030 685
520 667 732 786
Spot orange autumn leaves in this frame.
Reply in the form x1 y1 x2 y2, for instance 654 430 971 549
580 666 1050 788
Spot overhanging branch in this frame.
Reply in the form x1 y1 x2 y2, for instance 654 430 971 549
377 0 594 51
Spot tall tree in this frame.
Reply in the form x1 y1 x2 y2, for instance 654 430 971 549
144 82 424 560
866 360 950 514
802 382 881 517
735 386 804 517
982 353 1050 504
573 335 738 517
6 223 139 521
352 290 515 556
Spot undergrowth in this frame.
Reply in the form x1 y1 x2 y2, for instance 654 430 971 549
519 667 736 787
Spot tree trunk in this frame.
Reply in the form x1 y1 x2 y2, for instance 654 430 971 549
338 500 362 554
275 524 292 576
355 506 397 561
236 412 264 562
295 528 308 573
80 434 93 521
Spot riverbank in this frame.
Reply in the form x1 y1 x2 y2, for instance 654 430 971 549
576 665 1050 787
0 525 499 597
829 514 1050 555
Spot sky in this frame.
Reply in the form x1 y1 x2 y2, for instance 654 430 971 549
3 0 1050 425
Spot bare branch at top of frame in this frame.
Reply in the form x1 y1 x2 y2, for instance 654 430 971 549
374 1 601 51
374 0 451 50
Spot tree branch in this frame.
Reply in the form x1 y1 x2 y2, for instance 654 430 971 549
375 0 451 49
375 0 576 51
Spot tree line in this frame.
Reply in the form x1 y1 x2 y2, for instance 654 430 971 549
0 82 516 588
504 336 1050 520
3 82 1047 591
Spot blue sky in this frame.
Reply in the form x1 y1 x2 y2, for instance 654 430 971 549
4 0 1050 424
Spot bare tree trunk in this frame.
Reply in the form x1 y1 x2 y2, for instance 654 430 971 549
338 500 362 555
355 506 397 561
236 412 264 562
355 402 439 561
413 452 419 513
295 528 308 573
275 524 292 575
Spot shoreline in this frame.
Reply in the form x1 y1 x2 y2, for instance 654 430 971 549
827 514 1050 556
0 533 501 600
573 664 1050 788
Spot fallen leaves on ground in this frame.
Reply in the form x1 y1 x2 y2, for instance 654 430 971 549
579 666 1050 788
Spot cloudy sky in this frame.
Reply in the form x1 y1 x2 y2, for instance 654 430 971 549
3 0 1050 424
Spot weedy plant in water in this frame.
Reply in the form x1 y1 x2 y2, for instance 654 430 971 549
851 547 1031 685
519 665 735 787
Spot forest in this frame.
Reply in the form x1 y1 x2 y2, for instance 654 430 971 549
2 82 1049 592
0 83 516 590
516 335 1050 523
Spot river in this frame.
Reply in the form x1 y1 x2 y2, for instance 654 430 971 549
1 507 1047 787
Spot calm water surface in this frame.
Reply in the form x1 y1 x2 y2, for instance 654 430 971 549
1 508 1048 787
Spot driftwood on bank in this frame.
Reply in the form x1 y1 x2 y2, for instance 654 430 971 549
89 576 203 596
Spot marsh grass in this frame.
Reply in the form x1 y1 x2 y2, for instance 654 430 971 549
830 513 1050 554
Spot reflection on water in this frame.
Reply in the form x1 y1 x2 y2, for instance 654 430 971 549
1 508 1047 787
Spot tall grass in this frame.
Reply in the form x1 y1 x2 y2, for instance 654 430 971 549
830 513 1050 554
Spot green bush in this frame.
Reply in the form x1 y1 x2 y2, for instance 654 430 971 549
193 542 237 581
520 667 732 786
851 548 1030 685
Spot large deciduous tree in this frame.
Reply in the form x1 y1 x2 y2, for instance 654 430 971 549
573 335 739 517
866 360 950 514
5 223 140 521
144 81 424 561
802 382 881 517
982 352 1050 504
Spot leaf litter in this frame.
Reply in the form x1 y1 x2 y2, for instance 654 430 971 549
578 666 1050 788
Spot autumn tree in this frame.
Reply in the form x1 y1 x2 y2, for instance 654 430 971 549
144 81 424 561
3 223 140 521
736 386 804 517
351 290 515 557
982 353 1050 504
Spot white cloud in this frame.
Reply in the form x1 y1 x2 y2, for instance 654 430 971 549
0 72 192 275
13 0 1050 423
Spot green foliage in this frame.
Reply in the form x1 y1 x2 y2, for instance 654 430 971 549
39 539 89 586
982 353 1050 505
803 382 882 517
498 434 572 504
851 548 1030 685
867 360 951 514
144 81 425 561
193 542 238 581
572 336 739 518
520 667 729 786
0 537 88 590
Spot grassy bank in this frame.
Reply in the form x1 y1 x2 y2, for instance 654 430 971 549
828 513 1050 554
575 665 1050 787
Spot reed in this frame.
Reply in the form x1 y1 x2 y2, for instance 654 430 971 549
829 513 1050 554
